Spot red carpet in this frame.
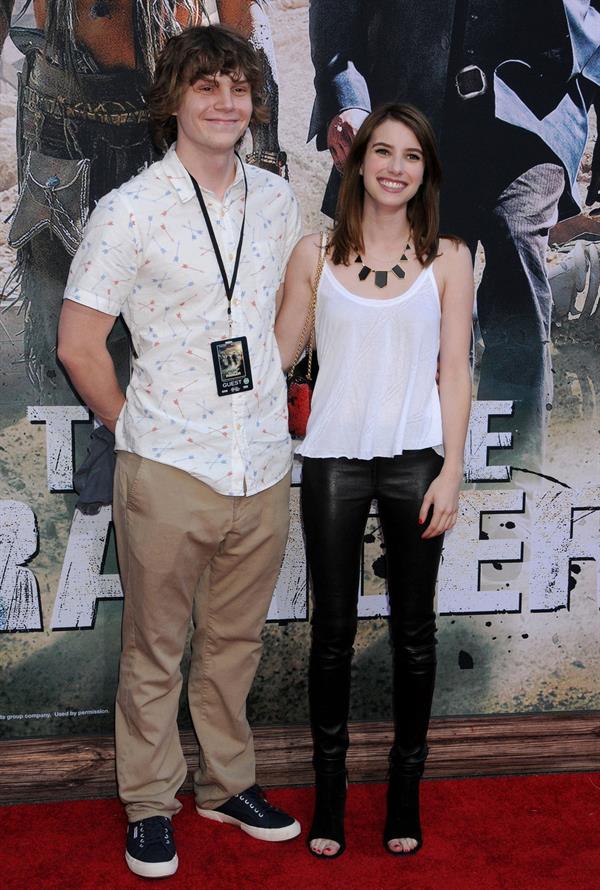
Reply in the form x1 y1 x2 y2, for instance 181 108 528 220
5 773 600 890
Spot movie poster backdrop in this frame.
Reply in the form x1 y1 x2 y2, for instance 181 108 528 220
0 1 599 740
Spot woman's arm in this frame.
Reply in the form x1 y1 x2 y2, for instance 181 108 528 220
275 233 323 371
420 240 474 539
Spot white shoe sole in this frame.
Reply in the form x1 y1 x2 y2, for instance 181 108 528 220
125 851 179 878
196 805 301 842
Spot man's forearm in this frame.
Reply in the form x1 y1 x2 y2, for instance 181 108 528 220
58 345 125 432
58 302 128 430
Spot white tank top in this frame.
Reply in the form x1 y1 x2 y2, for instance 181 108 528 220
297 261 443 459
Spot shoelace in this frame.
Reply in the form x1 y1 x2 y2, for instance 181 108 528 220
137 818 172 849
244 785 283 814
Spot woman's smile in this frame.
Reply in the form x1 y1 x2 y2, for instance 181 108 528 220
361 119 425 207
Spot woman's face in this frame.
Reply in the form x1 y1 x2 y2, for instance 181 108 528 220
360 119 425 211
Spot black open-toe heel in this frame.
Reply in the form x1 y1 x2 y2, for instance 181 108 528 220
383 770 422 856
307 769 347 859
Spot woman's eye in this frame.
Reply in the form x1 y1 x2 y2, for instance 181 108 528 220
375 148 389 155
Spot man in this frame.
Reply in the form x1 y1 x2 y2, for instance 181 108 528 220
0 0 286 402
308 0 600 470
57 24 301 878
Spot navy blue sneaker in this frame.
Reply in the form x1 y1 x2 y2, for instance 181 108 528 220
197 785 301 842
125 816 178 878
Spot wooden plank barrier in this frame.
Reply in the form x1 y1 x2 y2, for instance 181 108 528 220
1 712 599 804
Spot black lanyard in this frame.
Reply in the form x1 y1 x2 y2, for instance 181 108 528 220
189 155 248 331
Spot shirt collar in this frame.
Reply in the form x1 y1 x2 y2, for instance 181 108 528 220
162 143 246 204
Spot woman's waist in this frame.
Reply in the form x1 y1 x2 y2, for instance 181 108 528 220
308 380 441 430
298 419 443 459
311 358 440 408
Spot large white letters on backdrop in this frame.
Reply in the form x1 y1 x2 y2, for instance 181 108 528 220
0 401 598 631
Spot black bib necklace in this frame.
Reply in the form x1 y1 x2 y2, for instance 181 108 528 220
355 242 411 289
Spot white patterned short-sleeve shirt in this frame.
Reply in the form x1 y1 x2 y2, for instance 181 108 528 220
65 144 302 496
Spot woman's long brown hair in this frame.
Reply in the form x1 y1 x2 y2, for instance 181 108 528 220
330 103 443 267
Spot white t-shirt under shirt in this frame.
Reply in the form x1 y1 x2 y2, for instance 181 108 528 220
65 144 302 496
297 261 443 460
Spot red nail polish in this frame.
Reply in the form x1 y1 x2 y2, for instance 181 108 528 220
418 518 424 525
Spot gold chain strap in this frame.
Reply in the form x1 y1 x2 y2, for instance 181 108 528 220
288 232 328 382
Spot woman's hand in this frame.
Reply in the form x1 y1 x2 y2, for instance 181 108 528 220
418 467 462 539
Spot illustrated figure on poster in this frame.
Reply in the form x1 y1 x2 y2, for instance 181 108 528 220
0 0 286 403
57 25 302 877
276 104 473 858
309 0 600 470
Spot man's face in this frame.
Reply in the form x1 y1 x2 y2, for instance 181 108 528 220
174 71 253 156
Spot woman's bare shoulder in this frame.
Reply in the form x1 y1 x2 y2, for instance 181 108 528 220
295 231 328 257
436 237 472 272
289 231 329 274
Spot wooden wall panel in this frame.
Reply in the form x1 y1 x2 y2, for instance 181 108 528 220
2 712 599 805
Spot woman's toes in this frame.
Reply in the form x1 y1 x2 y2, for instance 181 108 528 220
388 837 418 853
310 837 340 856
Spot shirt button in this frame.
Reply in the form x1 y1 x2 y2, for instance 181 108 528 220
441 35 449 50
466 48 475 56
470 13 479 20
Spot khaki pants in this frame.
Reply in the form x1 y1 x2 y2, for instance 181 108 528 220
112 452 291 822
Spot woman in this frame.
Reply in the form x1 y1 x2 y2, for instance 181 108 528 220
275 103 473 858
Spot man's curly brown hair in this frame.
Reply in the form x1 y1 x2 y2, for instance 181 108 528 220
148 24 269 151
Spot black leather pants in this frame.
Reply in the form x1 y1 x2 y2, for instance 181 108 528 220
301 450 445 776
